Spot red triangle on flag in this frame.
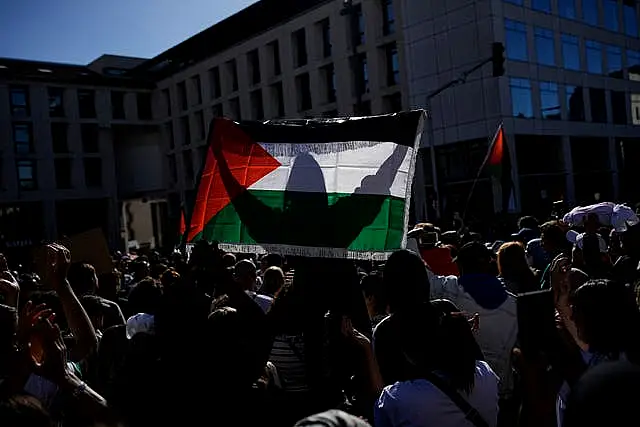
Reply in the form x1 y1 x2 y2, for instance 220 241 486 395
187 119 281 242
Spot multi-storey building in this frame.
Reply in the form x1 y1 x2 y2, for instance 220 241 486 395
403 0 640 222
0 0 407 254
2 0 639 254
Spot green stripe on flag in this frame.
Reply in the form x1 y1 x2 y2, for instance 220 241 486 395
191 190 405 252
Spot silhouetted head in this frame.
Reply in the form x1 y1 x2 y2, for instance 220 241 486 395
383 250 429 312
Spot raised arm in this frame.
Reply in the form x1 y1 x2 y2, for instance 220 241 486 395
45 244 98 361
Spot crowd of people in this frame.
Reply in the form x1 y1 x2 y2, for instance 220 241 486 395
1 201 640 427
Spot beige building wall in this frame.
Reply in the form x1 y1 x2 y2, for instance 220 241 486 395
154 0 407 199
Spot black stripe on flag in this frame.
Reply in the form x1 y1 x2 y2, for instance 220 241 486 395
231 111 424 148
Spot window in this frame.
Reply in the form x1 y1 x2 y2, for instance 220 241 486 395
355 4 365 45
248 50 261 85
108 91 124 119
137 93 152 120
624 1 639 37
228 97 241 121
532 0 551 13
606 45 623 78
354 54 369 94
177 82 187 110
103 67 127 76
84 158 102 188
583 0 599 25
55 159 73 189
296 73 312 111
181 116 191 145
505 20 528 61
250 90 264 120
535 27 555 66
566 85 585 121
271 83 285 117
510 78 533 118
628 49 640 80
77 90 96 118
604 0 619 32
209 67 221 99
293 29 308 67
191 75 202 105
385 44 400 85
562 34 581 70
540 82 561 119
194 111 205 140
166 121 175 150
9 86 29 116
590 88 607 123
168 155 177 184
162 88 171 116
382 0 395 35
13 123 33 155
320 64 336 103
81 124 99 153
267 41 281 76
558 0 576 19
183 151 194 185
227 60 239 92
383 92 402 113
48 87 65 117
212 104 223 118
17 160 36 190
319 19 332 57
611 91 627 124
586 40 603 74
51 123 68 153
632 93 640 124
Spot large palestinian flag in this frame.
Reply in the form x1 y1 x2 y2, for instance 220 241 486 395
185 111 424 259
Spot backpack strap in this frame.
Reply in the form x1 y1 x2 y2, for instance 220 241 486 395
424 372 490 427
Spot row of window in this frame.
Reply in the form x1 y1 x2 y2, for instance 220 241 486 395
505 19 640 77
163 0 396 116
14 158 102 191
509 77 639 124
506 0 639 38
8 85 152 120
10 122 101 155
164 46 399 126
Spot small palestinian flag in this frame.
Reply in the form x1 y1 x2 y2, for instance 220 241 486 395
185 112 425 259
486 123 514 213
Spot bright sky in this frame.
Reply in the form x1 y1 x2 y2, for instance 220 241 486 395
0 0 256 64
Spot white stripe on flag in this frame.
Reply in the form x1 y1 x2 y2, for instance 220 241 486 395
249 141 413 199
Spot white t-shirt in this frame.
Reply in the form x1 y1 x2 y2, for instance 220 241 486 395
246 290 274 313
375 361 499 427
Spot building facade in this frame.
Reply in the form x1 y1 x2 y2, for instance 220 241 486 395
403 0 640 223
0 0 408 252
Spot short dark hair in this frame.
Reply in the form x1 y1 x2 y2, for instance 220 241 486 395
541 220 567 249
67 262 97 295
518 216 539 230
128 278 163 315
263 253 283 268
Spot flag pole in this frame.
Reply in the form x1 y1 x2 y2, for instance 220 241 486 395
462 123 503 221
